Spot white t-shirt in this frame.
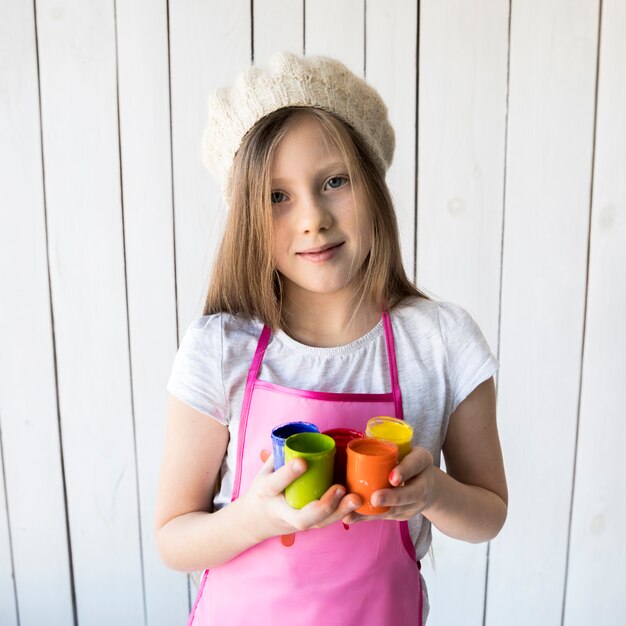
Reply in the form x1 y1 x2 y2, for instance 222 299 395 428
167 295 498 561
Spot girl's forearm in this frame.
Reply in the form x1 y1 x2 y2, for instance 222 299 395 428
155 497 266 572
421 468 507 543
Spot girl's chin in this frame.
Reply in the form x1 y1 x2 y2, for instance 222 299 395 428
282 278 359 299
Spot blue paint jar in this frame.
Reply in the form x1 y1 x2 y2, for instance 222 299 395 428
271 421 320 470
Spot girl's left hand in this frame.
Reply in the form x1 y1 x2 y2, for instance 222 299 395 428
342 446 439 524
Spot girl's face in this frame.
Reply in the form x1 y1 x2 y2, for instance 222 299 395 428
269 114 372 303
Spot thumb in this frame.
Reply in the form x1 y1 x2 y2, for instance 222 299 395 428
264 458 308 496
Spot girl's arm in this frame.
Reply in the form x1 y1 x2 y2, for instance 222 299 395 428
344 377 508 543
155 394 360 572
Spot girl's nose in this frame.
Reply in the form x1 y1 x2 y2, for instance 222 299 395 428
296 195 333 233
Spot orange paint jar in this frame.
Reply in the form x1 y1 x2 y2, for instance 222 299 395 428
346 438 399 515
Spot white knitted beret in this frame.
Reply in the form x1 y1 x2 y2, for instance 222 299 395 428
201 52 395 191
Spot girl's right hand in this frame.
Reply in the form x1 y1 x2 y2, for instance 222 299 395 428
241 451 361 541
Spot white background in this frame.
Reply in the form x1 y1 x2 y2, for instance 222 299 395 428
1 1 624 624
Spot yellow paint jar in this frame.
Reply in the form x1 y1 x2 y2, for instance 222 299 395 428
365 416 413 460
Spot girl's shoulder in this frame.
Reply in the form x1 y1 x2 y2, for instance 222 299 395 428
393 295 497 412
391 294 452 327
391 295 487 347
184 311 265 347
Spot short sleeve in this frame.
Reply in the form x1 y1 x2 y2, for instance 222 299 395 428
436 302 499 415
166 314 228 425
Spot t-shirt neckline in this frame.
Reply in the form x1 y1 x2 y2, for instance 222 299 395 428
273 317 384 356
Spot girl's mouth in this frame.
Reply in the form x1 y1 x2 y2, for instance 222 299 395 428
296 242 344 262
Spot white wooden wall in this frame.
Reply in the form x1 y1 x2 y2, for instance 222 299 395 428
0 1 623 625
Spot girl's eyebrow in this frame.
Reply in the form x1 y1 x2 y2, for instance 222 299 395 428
271 162 348 184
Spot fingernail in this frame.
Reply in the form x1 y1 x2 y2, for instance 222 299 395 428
347 501 358 511
292 460 305 473
389 471 399 484
373 495 384 507
335 488 345 498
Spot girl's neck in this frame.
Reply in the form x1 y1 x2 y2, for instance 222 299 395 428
280 288 381 348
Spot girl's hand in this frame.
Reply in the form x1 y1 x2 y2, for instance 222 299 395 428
344 379 507 541
341 446 439 524
241 451 362 541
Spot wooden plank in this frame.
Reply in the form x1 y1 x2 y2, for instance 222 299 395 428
254 0 303 64
305 0 364 76
35 1 143 623
115 1 187 624
0 0 74 623
416 1 509 623
486 1 599 624
416 0 508 339
168 0 251 609
564 1 626 623
170 0 251 337
366 0 418 280
0 442 17 626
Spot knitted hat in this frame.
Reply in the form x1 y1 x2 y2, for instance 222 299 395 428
201 52 395 192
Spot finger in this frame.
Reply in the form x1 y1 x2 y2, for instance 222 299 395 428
342 504 410 524
371 478 427 508
294 486 359 529
255 452 276 478
336 494 362 519
342 497 413 523
295 486 345 527
344 507 416 524
342 511 372 525
341 502 385 524
263 457 307 496
313 490 361 528
382 503 424 520
389 446 433 486
318 484 346 507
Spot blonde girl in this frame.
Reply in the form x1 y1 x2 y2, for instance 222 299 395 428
155 52 507 626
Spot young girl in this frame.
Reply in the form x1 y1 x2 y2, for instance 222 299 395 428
155 52 507 626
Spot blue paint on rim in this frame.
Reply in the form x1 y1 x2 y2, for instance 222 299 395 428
271 421 319 469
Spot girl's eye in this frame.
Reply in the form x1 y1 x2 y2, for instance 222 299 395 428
326 176 348 190
271 191 287 204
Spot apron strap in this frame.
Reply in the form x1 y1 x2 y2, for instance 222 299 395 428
382 312 404 420
248 325 272 382
233 324 272 500
241 324 271 424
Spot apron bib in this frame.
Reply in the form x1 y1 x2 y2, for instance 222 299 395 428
188 313 423 625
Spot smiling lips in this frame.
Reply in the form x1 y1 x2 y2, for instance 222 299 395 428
296 242 345 262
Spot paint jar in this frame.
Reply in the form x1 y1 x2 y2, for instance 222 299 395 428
322 428 364 486
365 416 413 460
271 421 320 470
284 432 336 509
346 438 399 515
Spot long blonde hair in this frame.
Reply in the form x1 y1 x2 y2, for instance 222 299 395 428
203 106 428 328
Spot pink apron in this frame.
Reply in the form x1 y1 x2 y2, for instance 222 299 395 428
188 313 423 625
